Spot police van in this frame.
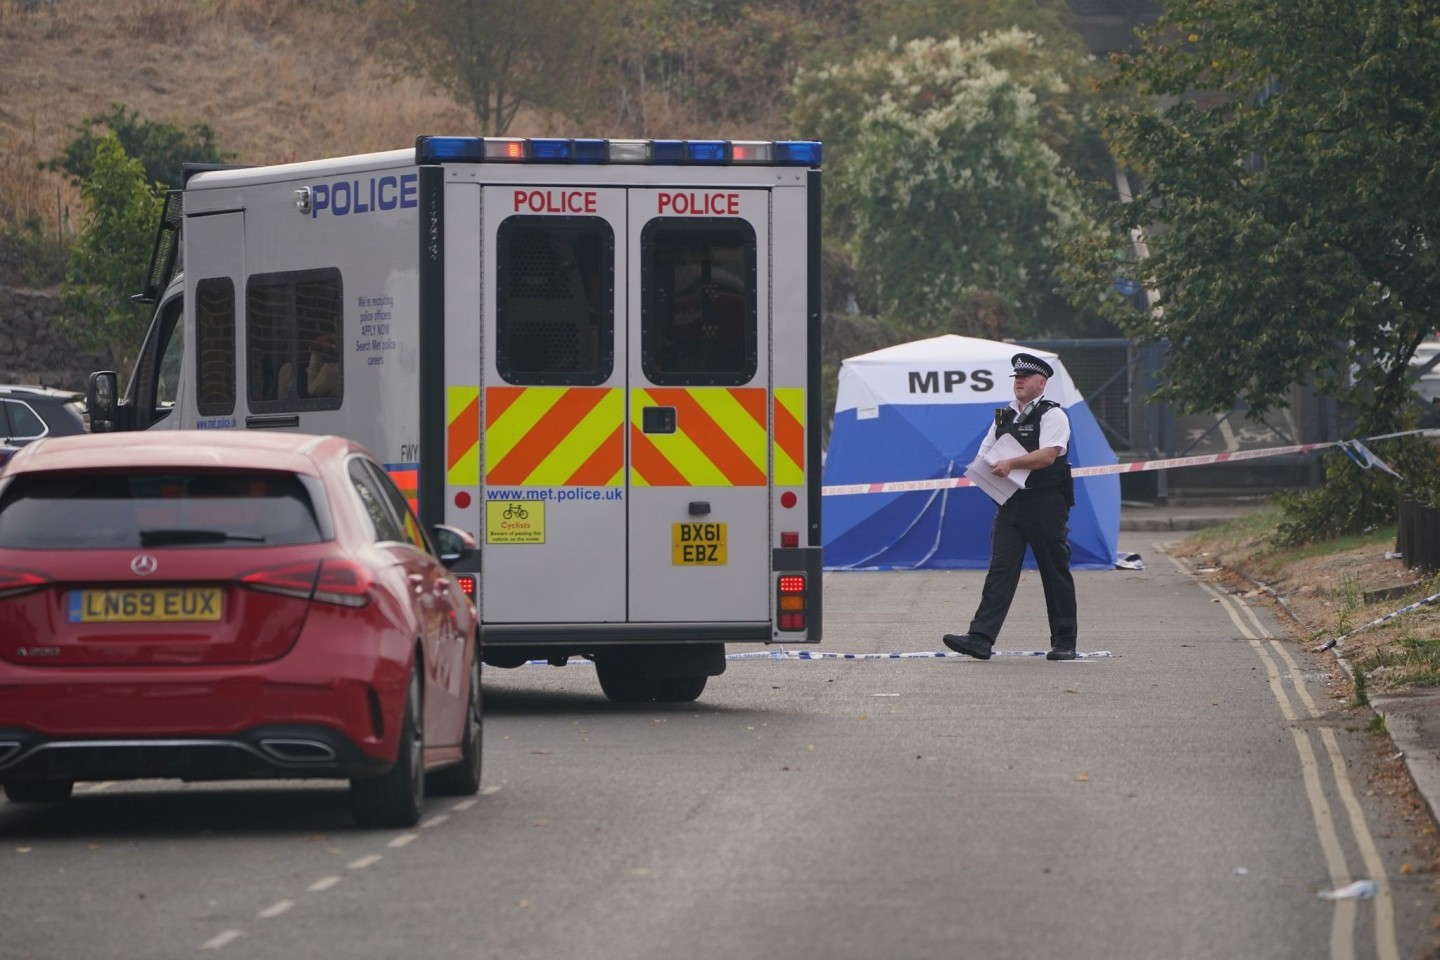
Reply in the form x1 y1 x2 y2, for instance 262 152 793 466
88 135 824 702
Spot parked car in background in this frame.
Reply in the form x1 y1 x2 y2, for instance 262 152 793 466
0 432 481 828
0 385 88 446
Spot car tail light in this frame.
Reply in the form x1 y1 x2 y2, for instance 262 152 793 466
240 561 321 601
455 574 476 599
781 531 799 548
776 574 807 632
0 567 47 600
312 560 374 608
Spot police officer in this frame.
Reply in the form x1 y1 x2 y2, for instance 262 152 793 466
943 353 1078 661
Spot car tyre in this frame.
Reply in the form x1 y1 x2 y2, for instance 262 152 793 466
4 779 74 803
350 663 425 828
427 655 482 796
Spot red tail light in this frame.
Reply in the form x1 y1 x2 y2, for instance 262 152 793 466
312 561 374 608
241 561 321 601
776 574 807 632
455 574 476 598
0 567 47 600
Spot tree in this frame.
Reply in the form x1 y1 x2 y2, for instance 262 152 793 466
366 0 608 135
60 134 161 370
43 104 229 190
793 30 1103 338
1063 0 1440 539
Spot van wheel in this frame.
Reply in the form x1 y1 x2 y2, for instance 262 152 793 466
4 779 74 803
428 656 482 796
351 664 425 828
595 655 657 703
656 675 707 702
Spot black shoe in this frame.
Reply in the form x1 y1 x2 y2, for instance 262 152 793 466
1046 647 1077 661
943 633 992 660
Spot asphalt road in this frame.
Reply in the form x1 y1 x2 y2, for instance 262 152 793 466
2 529 1435 960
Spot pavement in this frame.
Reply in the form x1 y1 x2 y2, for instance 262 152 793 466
1121 496 1440 833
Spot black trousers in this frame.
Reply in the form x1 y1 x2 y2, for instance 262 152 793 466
967 486 1078 648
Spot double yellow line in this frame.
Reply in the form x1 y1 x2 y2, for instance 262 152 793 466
1169 551 1399 960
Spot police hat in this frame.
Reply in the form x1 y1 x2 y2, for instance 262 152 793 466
1010 353 1054 379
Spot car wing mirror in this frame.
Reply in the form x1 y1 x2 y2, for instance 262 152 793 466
431 523 477 568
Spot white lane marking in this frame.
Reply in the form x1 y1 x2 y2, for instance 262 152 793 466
452 799 478 811
481 785 501 795
348 854 382 870
1163 546 1399 960
80 782 113 794
389 833 418 848
421 814 449 829
200 930 243 950
257 900 294 919
308 876 343 892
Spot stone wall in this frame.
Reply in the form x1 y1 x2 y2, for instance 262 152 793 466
0 284 112 392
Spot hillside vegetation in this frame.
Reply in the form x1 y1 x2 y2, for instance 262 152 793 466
0 0 469 242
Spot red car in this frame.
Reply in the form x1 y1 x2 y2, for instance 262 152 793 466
0 432 481 828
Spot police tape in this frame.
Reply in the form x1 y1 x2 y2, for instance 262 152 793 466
821 430 1439 498
525 649 1113 665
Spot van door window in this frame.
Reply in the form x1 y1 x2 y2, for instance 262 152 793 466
640 218 757 386
246 268 343 411
195 277 236 416
495 216 614 386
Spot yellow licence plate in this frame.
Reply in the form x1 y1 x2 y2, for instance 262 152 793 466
672 522 727 565
68 588 223 623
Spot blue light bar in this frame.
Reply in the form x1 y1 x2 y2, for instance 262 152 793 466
416 136 483 163
651 140 686 164
574 139 608 163
774 141 823 166
529 139 573 162
414 136 822 167
687 141 729 164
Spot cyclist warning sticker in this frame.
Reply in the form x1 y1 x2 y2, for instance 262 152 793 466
485 500 545 544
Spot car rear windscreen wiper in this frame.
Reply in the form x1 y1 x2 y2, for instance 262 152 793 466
139 529 268 547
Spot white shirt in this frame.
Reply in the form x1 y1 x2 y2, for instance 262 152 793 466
975 396 1070 461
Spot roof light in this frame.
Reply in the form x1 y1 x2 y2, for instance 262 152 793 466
416 136 483 163
731 141 774 164
529 138 573 162
686 141 729 164
775 141 823 166
652 140 686 164
607 140 650 163
573 139 608 163
484 138 527 161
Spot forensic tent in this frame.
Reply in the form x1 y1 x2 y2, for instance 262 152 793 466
823 335 1120 570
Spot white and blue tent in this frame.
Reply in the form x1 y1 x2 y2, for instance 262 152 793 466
823 334 1120 570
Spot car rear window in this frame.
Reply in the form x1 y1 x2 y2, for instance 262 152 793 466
0 471 324 549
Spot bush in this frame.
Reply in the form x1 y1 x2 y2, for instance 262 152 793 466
1272 434 1440 546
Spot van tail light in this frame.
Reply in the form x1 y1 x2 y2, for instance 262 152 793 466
776 574 807 632
455 574 476 599
0 567 47 600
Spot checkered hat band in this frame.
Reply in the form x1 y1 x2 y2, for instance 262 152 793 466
1014 360 1047 375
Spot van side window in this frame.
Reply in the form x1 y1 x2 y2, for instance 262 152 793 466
641 218 757 386
496 216 614 386
195 277 236 416
247 268 343 411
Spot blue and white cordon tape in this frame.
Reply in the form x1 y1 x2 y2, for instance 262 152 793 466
527 648 1112 666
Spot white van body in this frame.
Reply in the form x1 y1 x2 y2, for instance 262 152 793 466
93 136 824 702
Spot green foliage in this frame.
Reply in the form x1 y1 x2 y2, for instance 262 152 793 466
1272 434 1440 546
43 104 229 190
1064 0 1440 429
794 30 1104 339
60 135 163 370
0 216 67 287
